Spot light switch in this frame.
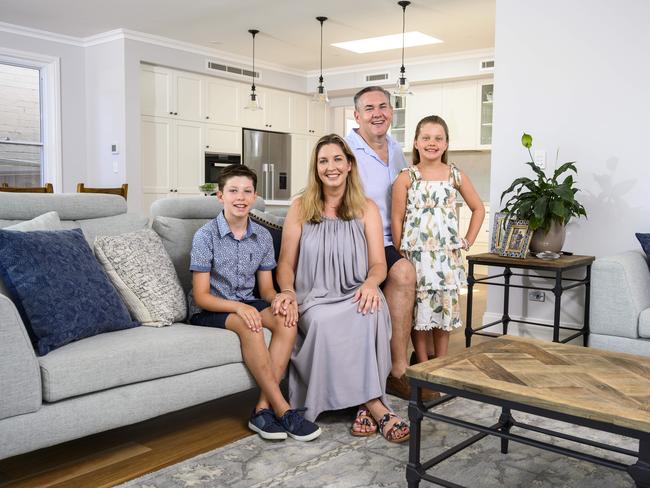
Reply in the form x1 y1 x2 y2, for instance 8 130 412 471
112 161 119 174
534 149 546 169
111 143 119 155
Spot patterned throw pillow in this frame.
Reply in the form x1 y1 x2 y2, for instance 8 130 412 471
0 228 138 355
94 229 187 326
249 209 284 294
636 233 650 260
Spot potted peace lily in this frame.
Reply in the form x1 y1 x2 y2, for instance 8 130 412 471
500 133 587 253
199 182 216 195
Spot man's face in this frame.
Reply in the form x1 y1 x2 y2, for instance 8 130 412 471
354 90 393 140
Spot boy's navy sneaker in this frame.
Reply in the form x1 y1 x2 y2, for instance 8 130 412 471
279 408 322 441
248 408 287 440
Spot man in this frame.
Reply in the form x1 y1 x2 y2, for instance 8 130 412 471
345 86 418 400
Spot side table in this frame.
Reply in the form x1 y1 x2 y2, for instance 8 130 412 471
465 252 595 346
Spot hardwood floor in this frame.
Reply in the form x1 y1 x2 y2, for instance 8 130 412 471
0 282 487 488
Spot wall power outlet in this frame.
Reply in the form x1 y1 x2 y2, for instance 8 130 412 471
528 290 546 302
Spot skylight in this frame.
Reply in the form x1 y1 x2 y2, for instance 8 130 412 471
332 31 442 54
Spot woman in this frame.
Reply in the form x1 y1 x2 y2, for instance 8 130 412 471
274 134 409 443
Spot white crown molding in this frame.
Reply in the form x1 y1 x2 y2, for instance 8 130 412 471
309 47 495 77
0 21 85 46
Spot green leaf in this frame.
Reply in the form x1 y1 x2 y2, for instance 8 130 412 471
521 133 533 148
552 185 574 201
553 161 577 179
525 162 546 179
533 196 548 220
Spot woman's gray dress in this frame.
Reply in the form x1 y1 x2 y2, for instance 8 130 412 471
288 218 392 422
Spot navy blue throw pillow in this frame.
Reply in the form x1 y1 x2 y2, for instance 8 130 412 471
0 228 139 355
636 233 650 260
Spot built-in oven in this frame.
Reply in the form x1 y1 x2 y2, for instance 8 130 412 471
204 153 242 186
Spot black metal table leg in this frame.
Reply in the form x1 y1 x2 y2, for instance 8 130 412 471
465 262 475 347
629 436 650 487
553 269 562 342
583 265 592 346
499 407 515 454
502 266 512 335
407 384 424 488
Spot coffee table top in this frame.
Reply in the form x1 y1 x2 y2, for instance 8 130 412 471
406 336 650 433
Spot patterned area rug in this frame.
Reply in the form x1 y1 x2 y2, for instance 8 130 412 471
118 396 637 487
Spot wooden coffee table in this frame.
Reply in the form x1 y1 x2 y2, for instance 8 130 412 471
405 336 650 487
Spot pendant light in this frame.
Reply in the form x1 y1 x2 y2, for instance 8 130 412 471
393 1 413 96
312 16 329 103
244 29 262 111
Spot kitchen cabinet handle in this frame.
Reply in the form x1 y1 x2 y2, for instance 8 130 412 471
174 112 178 115
205 145 210 149
205 116 210 119
169 112 173 115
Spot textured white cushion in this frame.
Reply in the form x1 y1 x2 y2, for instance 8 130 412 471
0 211 63 298
94 229 187 326
638 308 650 339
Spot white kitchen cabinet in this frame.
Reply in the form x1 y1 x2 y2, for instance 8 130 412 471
141 116 203 213
204 77 240 125
478 82 494 149
204 124 242 154
290 133 318 196
291 94 310 135
441 80 479 151
140 66 204 122
263 89 292 132
308 101 327 136
405 85 443 151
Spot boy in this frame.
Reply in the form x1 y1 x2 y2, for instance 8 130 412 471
188 164 320 442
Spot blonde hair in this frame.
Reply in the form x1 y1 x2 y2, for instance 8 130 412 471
299 134 366 223
412 115 449 165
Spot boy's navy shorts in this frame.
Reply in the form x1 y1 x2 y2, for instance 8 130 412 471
189 299 270 329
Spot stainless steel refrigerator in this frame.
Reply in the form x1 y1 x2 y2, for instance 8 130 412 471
242 129 291 201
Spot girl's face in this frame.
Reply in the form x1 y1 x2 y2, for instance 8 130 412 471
316 143 352 189
414 123 448 162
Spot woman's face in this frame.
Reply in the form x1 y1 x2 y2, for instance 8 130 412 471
316 143 352 189
414 123 448 162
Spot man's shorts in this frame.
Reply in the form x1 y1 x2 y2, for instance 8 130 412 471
189 299 269 329
385 245 405 273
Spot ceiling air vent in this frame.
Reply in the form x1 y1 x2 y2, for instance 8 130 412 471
206 60 259 79
365 72 389 83
480 59 495 71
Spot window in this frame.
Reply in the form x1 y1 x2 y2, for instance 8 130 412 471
0 48 61 190
0 63 42 187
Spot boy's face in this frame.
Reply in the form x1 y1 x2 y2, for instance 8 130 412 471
217 176 256 219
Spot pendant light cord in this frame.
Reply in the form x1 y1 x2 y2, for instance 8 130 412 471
248 29 259 92
398 1 410 75
316 17 327 86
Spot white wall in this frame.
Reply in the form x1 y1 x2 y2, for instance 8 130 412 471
0 31 86 192
85 39 126 187
487 0 650 337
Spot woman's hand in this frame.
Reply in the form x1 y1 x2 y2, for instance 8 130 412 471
272 291 298 327
236 303 263 332
352 281 381 315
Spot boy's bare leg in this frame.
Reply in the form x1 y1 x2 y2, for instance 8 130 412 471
225 314 291 417
254 308 297 411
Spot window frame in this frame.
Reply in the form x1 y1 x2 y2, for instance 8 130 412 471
0 47 62 190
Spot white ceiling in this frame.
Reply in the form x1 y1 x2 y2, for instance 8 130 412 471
0 0 495 72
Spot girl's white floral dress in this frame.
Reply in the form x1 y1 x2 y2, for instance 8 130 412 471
400 164 467 331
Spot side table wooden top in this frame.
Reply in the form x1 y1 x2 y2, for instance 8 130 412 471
466 252 594 269
407 336 650 433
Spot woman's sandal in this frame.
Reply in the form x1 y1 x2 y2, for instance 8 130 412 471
350 407 378 437
378 412 410 443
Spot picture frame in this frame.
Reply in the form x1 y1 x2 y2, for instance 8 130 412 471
498 219 533 258
490 212 509 254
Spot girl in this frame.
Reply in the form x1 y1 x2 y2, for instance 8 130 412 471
391 116 485 365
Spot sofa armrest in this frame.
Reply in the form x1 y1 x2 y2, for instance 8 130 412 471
590 250 650 339
0 295 42 420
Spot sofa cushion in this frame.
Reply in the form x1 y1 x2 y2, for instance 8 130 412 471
76 213 149 245
0 192 127 220
636 233 650 261
151 216 210 295
0 228 139 355
639 309 650 338
0 211 63 299
149 195 264 219
37 323 270 402
94 229 187 326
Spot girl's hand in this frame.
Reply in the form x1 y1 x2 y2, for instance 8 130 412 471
352 282 381 315
236 303 263 332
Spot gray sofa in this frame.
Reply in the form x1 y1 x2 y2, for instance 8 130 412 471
589 250 650 355
0 192 267 460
